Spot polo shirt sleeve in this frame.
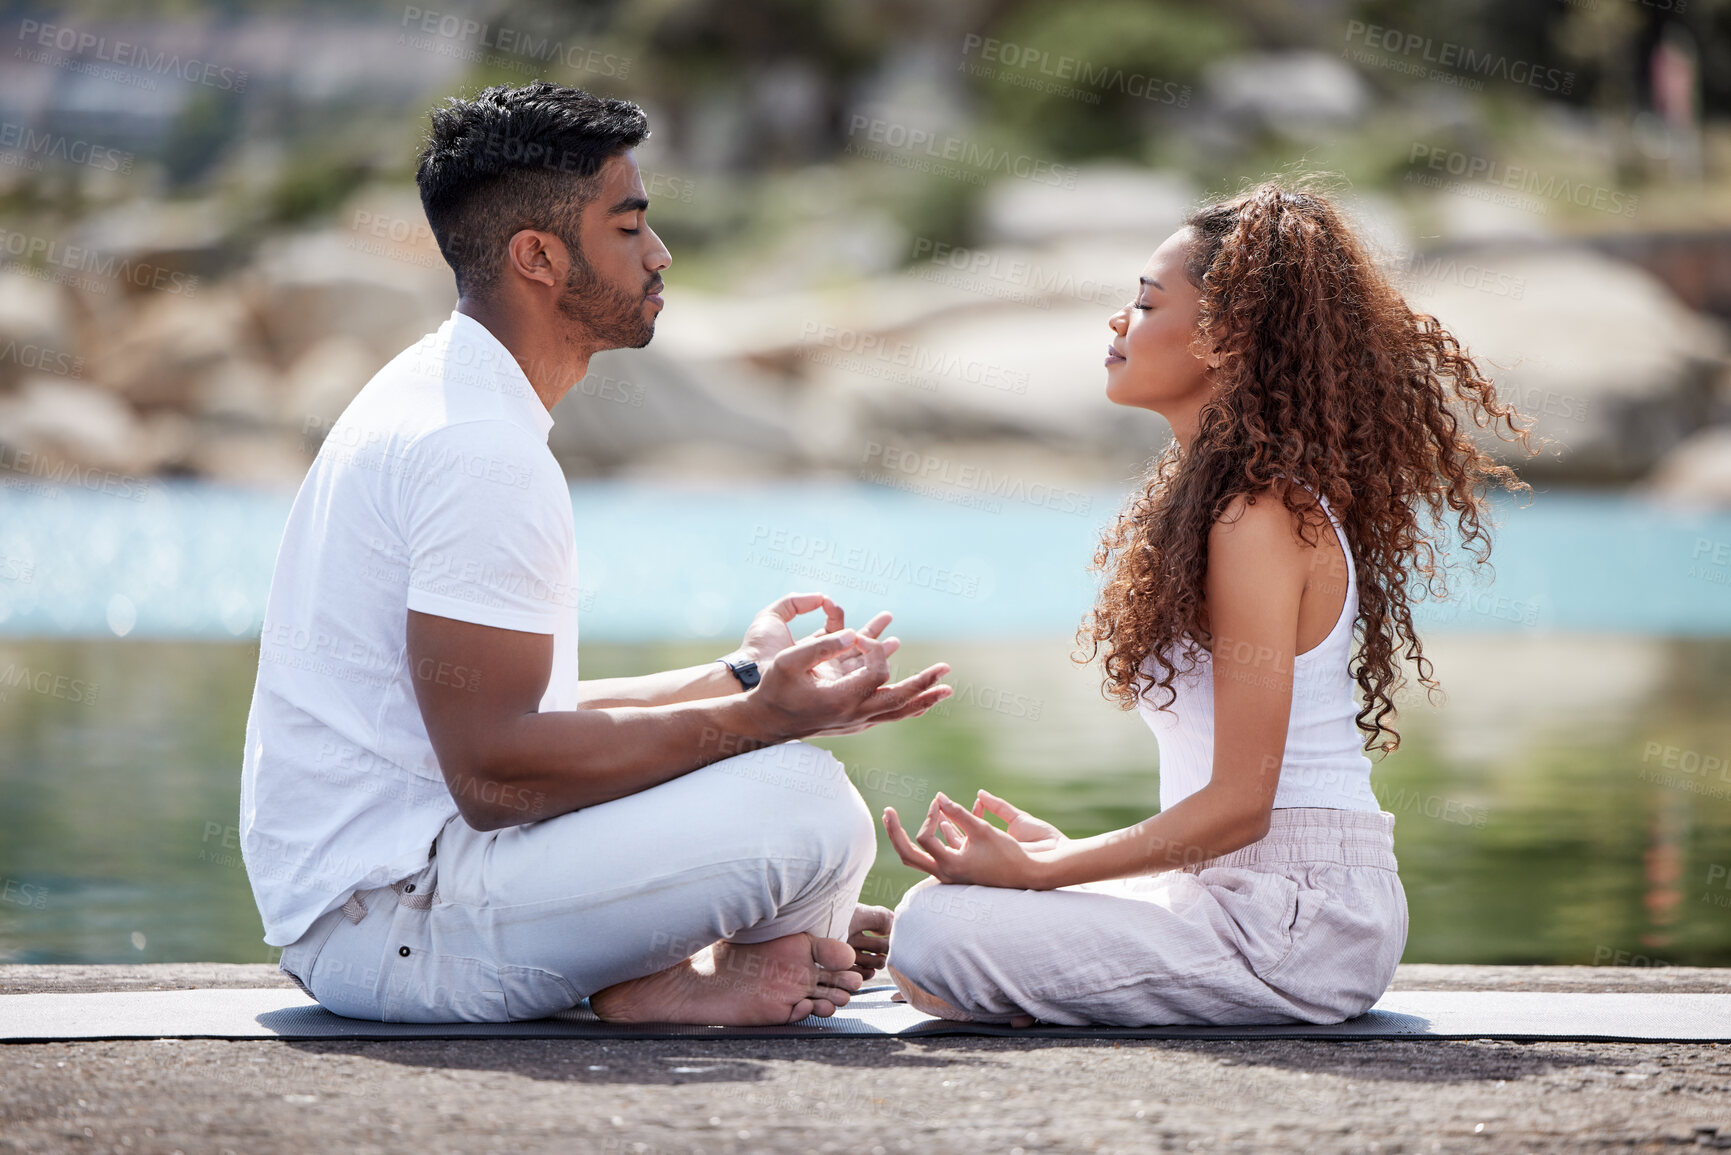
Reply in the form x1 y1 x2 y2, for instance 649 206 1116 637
396 421 576 635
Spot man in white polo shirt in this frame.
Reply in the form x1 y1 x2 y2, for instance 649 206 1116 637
241 81 952 1025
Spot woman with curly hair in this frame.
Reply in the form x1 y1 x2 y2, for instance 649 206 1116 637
881 181 1535 1027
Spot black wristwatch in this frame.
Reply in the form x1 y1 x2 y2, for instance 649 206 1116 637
716 655 761 690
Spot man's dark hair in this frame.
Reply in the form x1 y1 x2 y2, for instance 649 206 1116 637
416 81 649 297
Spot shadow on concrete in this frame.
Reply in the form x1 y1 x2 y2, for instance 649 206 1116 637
273 1035 970 1086
271 1030 1613 1088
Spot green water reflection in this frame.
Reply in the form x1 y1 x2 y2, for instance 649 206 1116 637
2 636 1729 966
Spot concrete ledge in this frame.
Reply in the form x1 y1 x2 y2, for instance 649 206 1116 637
5 961 1729 996
0 963 297 995
5 964 1731 1153
1384 964 1731 993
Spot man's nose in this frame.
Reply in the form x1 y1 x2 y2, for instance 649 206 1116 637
646 225 671 271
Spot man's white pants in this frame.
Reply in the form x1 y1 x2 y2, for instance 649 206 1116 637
277 741 876 1022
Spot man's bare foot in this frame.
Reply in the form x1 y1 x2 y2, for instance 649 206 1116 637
590 934 863 1026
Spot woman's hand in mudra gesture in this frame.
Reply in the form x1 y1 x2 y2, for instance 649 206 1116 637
883 789 1069 890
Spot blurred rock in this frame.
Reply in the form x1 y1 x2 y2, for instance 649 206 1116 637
93 290 262 410
137 410 198 474
246 229 452 367
0 273 74 366
1645 425 1731 508
981 165 1194 246
661 231 1146 373
1336 191 1415 268
805 301 1167 456
1430 191 1556 244
185 426 313 491
548 347 804 476
191 359 280 425
1408 245 1727 480
0 376 151 474
1202 52 1368 139
70 198 238 285
282 336 382 432
18 153 1721 494
333 184 447 274
655 277 986 366
739 209 908 290
1591 230 1731 326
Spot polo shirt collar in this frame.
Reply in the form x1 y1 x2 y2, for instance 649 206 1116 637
446 309 556 441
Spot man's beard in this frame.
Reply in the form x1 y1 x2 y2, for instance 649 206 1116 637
556 247 655 350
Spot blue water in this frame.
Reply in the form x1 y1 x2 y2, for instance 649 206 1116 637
0 480 1727 640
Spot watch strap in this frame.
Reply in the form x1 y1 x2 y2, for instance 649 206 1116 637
716 655 761 690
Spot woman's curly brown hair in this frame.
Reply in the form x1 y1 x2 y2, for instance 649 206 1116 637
1079 180 1538 755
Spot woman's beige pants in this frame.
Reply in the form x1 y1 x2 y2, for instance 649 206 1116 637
887 807 1409 1026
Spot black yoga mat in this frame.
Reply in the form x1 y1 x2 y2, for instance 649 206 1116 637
4 985 1729 1042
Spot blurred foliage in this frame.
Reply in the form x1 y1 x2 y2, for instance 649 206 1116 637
973 0 1244 160
160 89 244 186
0 0 405 16
1348 0 1731 116
2 0 1727 250
624 0 897 90
261 149 373 225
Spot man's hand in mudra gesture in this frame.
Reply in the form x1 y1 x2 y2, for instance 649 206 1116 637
723 593 902 691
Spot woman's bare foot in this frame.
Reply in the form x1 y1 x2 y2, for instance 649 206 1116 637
885 962 970 1020
887 963 1036 1028
590 934 863 1026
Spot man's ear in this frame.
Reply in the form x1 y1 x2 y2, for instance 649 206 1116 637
503 228 569 290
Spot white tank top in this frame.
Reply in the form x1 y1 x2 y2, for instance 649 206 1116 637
1136 489 1379 813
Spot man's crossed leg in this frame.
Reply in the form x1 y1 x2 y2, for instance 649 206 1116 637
293 742 890 1025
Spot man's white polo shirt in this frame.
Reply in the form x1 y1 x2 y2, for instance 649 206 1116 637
240 309 581 948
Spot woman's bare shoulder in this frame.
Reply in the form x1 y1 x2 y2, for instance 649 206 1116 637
1211 480 1314 542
